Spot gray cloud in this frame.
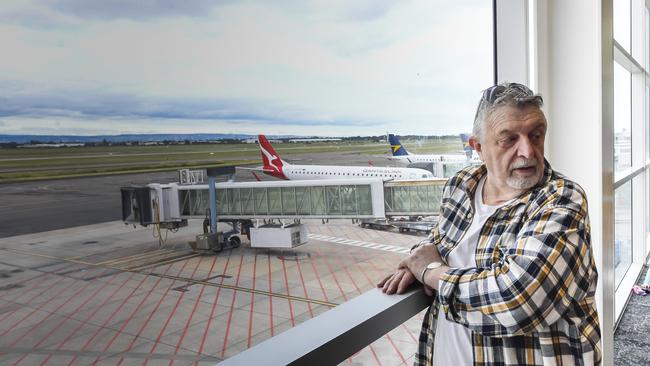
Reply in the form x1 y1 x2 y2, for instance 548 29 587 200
0 87 379 127
49 0 222 21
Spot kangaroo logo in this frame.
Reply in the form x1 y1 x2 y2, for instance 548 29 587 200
260 144 281 172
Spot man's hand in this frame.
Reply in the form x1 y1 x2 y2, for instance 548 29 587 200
377 268 415 295
398 244 443 283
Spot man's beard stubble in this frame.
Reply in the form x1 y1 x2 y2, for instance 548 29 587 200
506 158 542 190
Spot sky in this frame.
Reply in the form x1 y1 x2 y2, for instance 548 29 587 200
0 0 493 137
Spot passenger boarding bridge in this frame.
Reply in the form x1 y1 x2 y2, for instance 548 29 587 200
120 173 447 363
121 176 446 249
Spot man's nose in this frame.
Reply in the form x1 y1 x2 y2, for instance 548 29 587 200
516 136 535 158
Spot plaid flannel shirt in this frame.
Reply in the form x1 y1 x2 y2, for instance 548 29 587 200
415 161 601 366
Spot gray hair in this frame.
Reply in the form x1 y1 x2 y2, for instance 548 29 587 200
472 82 544 140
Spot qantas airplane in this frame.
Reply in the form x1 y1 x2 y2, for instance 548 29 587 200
249 135 435 180
387 133 482 164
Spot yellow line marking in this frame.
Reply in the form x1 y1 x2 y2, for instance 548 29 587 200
125 253 202 272
93 249 178 266
145 272 338 308
1 247 338 308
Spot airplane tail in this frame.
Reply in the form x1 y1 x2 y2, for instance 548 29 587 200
388 134 409 156
257 134 289 180
460 133 473 159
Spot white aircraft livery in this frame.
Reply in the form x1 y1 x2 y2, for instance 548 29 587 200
388 133 482 164
256 135 434 180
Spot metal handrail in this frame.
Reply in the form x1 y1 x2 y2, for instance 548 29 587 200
218 286 431 366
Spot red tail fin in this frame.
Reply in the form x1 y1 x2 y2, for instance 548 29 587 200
257 135 288 180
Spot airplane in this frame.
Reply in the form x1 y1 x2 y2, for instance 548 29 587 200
387 133 482 164
247 134 435 180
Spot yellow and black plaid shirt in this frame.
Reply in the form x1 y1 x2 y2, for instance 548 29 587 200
415 162 601 366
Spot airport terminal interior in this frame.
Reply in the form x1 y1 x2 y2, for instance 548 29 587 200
1 1 650 365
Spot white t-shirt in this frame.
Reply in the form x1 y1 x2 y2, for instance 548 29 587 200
432 177 508 365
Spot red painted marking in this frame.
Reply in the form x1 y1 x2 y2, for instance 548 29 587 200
339 256 388 366
0 266 93 339
267 252 275 336
402 323 418 344
0 265 72 324
357 256 420 343
12 267 115 366
114 261 182 366
294 257 313 318
246 253 258 348
9 267 114 349
342 265 362 294
369 344 383 366
194 252 232 365
67 269 150 366
280 257 295 327
97 258 189 366
306 250 329 302
39 266 149 365
356 249 416 363
168 255 219 366
142 255 205 366
219 255 244 359
385 333 407 364
40 264 168 366
317 248 347 301
0 261 70 303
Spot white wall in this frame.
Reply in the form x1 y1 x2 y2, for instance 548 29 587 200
534 1 614 365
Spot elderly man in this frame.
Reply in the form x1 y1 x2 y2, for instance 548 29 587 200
378 82 601 365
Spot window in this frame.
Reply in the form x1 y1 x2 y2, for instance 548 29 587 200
615 181 632 288
612 0 650 318
614 62 631 175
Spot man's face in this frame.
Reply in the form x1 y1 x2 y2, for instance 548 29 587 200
471 104 547 194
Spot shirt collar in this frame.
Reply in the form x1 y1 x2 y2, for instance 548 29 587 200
462 158 554 210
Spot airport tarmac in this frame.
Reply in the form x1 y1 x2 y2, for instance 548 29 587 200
0 218 426 365
0 150 395 238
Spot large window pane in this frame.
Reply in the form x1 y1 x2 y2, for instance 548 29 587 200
615 181 632 289
614 0 631 52
646 7 649 69
614 62 632 173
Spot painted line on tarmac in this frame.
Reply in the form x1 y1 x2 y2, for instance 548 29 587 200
307 234 410 254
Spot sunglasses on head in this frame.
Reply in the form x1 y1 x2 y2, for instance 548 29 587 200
481 83 532 104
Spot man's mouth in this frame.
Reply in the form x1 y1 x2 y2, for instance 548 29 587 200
512 166 536 175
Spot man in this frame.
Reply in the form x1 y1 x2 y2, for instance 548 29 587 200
378 82 601 365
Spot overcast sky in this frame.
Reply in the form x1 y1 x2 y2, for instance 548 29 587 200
0 0 493 137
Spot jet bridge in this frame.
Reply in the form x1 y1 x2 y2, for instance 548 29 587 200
121 177 446 249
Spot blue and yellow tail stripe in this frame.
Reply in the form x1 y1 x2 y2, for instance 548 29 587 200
388 134 409 156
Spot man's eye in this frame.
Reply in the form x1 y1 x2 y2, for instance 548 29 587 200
501 136 516 146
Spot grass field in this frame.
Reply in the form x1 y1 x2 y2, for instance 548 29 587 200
0 136 464 183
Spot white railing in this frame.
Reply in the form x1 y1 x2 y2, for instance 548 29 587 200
218 286 431 365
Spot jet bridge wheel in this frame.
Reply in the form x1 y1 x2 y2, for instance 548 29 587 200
228 236 241 248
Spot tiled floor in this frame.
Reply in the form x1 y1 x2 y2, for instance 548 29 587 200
0 220 423 365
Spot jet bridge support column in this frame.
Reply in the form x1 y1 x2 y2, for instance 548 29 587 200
194 166 238 251
208 175 217 234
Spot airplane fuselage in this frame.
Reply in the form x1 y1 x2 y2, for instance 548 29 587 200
279 163 434 180
389 153 482 164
